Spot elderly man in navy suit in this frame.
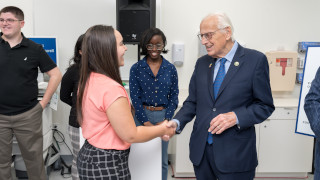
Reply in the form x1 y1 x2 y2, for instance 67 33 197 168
304 67 320 180
167 12 275 180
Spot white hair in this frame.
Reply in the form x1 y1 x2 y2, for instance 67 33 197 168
202 12 235 41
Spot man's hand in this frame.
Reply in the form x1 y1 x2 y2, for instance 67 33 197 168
208 112 237 134
161 120 177 141
39 100 46 109
166 120 177 129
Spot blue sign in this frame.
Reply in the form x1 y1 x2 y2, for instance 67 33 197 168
29 37 57 64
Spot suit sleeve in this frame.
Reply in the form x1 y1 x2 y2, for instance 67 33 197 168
234 54 275 129
304 67 320 138
174 61 198 131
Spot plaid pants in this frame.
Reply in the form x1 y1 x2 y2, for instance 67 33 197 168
68 125 80 180
77 141 131 180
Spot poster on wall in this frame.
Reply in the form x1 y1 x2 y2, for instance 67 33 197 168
29 37 58 66
296 46 320 137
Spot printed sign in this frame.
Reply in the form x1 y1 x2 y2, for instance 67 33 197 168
29 37 58 65
296 46 320 137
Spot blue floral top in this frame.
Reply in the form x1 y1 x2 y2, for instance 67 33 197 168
129 56 179 124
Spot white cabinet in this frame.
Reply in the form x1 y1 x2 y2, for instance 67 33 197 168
172 119 195 177
172 107 314 178
255 107 314 178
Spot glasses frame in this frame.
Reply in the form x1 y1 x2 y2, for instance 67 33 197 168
146 43 164 51
0 18 23 24
197 28 223 41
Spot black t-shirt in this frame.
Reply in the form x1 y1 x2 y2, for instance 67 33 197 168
60 65 80 128
0 33 57 115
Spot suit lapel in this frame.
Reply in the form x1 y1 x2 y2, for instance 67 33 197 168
216 45 245 99
207 58 217 102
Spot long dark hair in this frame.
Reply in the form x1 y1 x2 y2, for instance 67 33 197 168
77 25 122 125
68 34 84 69
140 27 168 55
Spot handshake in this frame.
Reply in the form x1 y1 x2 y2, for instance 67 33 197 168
159 120 178 141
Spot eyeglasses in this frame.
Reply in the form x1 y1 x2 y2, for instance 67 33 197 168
197 28 222 41
146 43 164 51
0 18 22 24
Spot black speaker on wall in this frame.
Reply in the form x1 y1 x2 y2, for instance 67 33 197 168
116 0 156 44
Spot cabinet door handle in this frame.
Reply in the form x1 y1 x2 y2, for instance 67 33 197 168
283 108 294 110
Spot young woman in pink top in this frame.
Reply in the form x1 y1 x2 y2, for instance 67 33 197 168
76 25 175 180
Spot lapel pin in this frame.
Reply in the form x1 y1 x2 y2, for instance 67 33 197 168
234 61 239 66
209 63 212 68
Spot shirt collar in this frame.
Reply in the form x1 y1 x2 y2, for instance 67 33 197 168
0 32 5 43
219 41 238 63
20 33 29 47
0 32 28 47
140 55 169 69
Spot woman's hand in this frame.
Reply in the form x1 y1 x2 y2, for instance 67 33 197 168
160 120 176 141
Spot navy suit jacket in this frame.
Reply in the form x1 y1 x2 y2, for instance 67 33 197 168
174 44 275 173
304 67 320 175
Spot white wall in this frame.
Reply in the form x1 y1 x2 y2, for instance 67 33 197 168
2 0 320 154
160 0 320 91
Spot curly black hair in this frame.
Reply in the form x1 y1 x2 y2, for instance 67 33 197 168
140 27 168 55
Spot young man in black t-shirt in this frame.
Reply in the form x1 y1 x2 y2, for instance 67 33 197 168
0 6 62 180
